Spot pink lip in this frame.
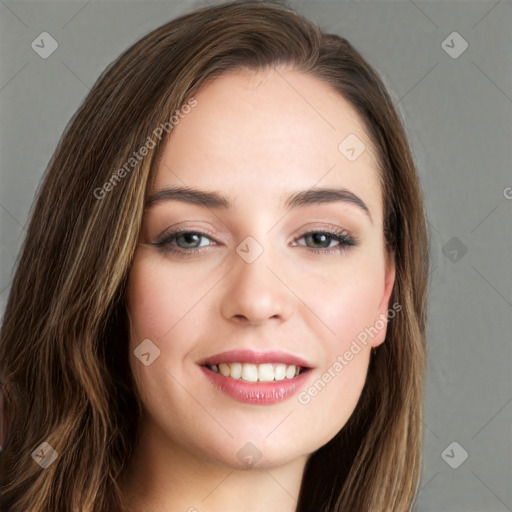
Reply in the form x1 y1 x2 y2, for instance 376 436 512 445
199 349 312 368
200 366 313 405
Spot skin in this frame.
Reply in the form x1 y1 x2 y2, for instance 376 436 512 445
119 65 395 512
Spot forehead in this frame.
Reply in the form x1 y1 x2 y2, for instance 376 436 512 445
152 67 383 220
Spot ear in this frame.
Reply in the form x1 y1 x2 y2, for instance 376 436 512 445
372 251 396 348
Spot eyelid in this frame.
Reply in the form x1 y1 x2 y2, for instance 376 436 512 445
153 225 218 242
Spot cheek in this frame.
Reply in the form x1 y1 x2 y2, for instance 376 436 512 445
289 258 384 439
125 257 210 437
294 347 370 452
322 275 382 344
125 256 197 397
300 253 385 348
126 253 205 346
292 277 380 447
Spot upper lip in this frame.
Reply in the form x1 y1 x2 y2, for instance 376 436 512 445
199 349 313 368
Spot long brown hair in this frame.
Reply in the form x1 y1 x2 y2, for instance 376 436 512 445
0 1 429 510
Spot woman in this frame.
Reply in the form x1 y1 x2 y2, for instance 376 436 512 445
0 1 429 510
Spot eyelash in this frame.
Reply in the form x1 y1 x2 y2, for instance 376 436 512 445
152 227 358 256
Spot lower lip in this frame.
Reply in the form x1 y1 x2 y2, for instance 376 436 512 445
200 366 312 405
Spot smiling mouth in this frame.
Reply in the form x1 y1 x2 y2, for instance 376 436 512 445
203 362 309 383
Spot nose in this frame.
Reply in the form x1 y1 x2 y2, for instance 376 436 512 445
220 250 295 326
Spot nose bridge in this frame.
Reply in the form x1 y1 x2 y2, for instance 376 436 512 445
221 234 293 324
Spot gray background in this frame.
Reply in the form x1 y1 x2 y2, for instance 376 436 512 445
1 1 511 510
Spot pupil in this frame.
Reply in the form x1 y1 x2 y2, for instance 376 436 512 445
180 233 200 248
310 233 329 248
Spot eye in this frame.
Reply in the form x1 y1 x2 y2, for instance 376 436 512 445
293 227 357 254
152 229 214 255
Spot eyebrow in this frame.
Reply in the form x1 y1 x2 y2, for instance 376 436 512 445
145 185 371 221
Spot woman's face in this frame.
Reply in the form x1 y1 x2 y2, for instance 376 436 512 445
126 66 395 470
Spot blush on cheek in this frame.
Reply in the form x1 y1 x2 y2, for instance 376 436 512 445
315 282 384 350
127 261 193 343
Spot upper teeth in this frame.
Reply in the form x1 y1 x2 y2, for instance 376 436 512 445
207 363 301 382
